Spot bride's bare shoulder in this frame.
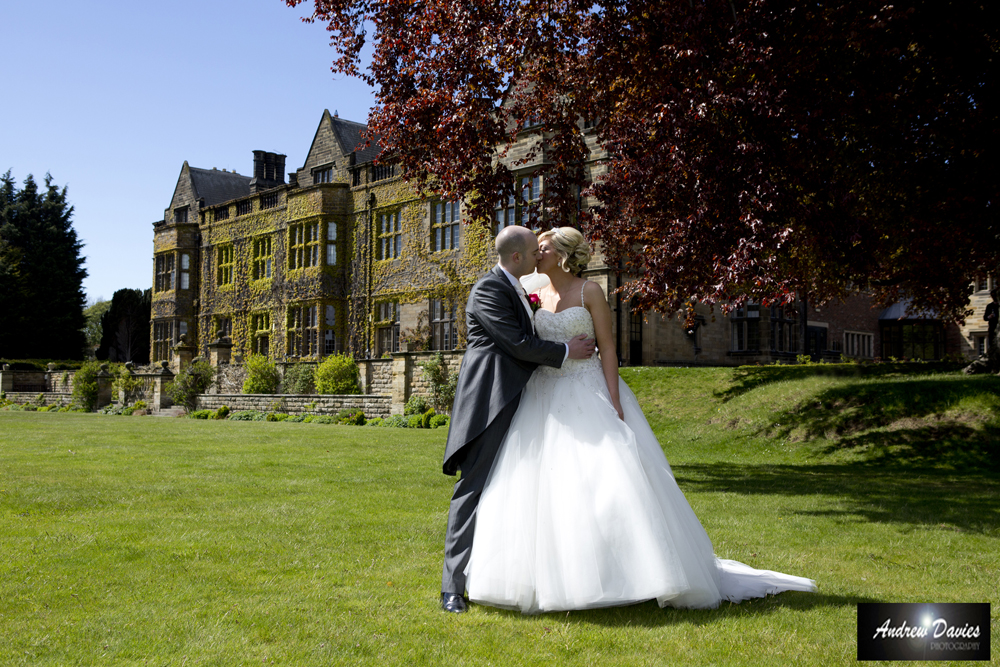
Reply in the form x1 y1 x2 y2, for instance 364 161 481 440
582 280 608 305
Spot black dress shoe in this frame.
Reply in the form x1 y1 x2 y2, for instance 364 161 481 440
441 592 467 613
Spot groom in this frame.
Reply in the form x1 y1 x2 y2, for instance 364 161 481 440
440 225 595 613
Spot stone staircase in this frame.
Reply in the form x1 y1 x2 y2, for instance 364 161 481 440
151 406 187 417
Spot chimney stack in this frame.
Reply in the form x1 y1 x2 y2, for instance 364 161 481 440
250 150 287 193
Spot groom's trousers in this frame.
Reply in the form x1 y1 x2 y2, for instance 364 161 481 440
441 394 521 595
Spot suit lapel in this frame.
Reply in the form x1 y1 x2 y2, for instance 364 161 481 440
491 266 532 334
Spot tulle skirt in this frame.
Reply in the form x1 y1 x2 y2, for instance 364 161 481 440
465 365 816 614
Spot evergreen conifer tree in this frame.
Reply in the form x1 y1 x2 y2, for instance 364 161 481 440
96 288 151 364
0 171 88 359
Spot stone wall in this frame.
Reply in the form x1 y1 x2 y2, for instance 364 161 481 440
3 392 73 407
194 393 390 417
358 359 392 395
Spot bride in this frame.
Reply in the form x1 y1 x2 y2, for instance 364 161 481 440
465 227 816 614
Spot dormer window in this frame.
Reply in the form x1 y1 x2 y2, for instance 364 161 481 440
313 165 334 184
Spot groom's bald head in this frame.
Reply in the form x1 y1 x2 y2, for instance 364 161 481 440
496 226 535 260
495 226 538 278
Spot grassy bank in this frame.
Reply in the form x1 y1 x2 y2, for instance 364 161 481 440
1 365 997 665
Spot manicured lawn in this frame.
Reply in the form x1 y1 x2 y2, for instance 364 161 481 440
2 365 997 665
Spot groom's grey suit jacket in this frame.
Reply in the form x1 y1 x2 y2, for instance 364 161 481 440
442 266 566 475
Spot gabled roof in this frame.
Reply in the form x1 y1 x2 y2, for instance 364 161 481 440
189 166 251 206
330 116 382 164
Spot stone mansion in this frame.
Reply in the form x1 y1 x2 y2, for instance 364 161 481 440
151 110 991 368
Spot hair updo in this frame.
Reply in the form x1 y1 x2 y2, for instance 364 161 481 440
538 227 591 276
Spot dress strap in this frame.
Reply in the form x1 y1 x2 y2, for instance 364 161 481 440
580 280 589 308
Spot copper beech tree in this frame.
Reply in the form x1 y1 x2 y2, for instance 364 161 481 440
286 0 996 323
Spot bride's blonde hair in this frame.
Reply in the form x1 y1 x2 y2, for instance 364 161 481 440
538 227 591 276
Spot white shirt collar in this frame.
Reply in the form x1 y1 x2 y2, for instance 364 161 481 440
497 263 524 293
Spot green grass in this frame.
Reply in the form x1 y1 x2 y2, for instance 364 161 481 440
2 365 998 665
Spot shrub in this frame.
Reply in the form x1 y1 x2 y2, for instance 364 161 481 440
384 415 409 428
121 406 136 416
421 408 437 429
167 360 215 411
418 353 458 412
243 354 280 394
132 400 148 411
335 408 366 426
282 362 316 395
365 417 384 427
407 414 424 429
228 410 267 421
188 410 213 419
310 415 337 424
266 412 290 422
36 406 51 412
404 395 429 416
429 414 449 429
72 361 102 411
214 404 230 420
315 353 361 395
285 414 306 423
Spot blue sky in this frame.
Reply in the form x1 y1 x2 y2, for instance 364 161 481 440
1 0 375 302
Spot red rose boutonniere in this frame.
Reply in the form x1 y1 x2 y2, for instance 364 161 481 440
527 293 542 313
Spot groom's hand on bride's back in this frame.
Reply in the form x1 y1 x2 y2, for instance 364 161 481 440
567 334 596 359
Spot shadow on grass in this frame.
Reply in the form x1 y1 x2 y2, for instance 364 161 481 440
475 591 878 628
673 463 1000 535
759 375 1000 472
716 362 967 402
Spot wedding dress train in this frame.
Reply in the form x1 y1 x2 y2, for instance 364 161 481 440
465 291 816 614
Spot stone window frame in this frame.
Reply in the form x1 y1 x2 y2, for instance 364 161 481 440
152 320 174 362
179 253 191 290
217 244 234 286
326 222 338 267
430 298 459 351
215 205 230 221
312 164 334 184
495 172 541 235
375 301 400 356
843 330 874 358
431 200 461 252
236 199 252 216
289 222 320 270
769 306 799 353
286 302 320 358
730 303 762 352
376 210 402 261
250 311 272 356
324 304 337 355
252 235 273 280
154 253 175 292
174 206 189 223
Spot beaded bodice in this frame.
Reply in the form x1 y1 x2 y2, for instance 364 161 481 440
533 282 602 378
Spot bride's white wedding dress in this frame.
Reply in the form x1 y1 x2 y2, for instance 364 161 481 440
465 285 816 614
